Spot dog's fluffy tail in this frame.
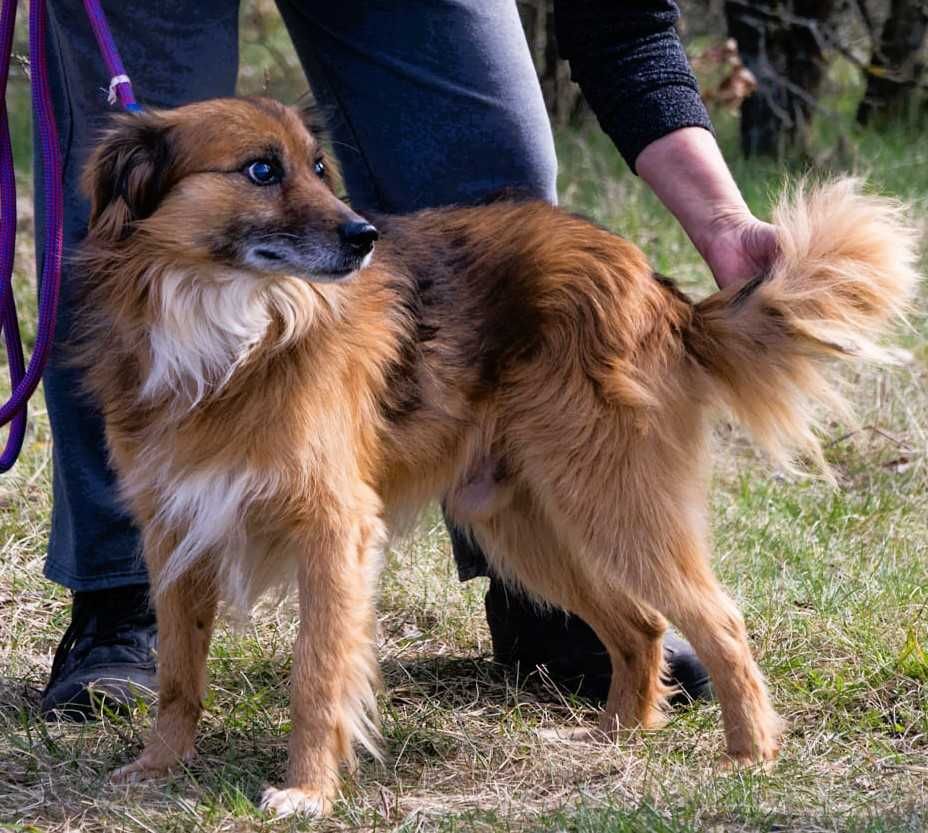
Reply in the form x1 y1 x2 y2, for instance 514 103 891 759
689 178 921 473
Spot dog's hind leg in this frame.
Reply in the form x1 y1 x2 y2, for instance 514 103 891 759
555 583 671 736
580 596 670 736
112 531 218 783
503 385 783 763
528 472 782 764
468 488 671 734
260 501 385 819
624 531 783 764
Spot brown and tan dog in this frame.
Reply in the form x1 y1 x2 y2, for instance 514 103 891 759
75 98 919 816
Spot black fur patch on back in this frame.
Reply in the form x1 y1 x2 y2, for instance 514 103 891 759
474 262 544 390
433 228 545 394
378 268 445 425
379 280 425 425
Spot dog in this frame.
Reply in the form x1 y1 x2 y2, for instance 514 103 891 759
75 97 919 816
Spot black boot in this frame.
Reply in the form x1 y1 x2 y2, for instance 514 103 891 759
484 578 712 704
41 584 158 720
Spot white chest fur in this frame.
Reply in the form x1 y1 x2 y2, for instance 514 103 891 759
127 460 288 610
141 267 320 405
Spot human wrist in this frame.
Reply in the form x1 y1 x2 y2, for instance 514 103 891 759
636 127 751 257
692 204 756 263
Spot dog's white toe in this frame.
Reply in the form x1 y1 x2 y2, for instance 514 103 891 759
260 786 328 818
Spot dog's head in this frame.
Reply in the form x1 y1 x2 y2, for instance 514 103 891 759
82 97 377 281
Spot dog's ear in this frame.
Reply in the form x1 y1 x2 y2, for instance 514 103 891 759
83 111 174 242
294 97 345 193
295 94 333 141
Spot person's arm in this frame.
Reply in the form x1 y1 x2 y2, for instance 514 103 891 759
553 0 777 289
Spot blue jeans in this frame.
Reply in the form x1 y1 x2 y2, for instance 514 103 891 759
41 0 557 590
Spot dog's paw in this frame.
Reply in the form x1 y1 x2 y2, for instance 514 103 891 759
111 759 170 785
260 786 329 818
719 753 778 774
597 708 668 740
720 714 784 770
719 740 780 772
111 747 194 785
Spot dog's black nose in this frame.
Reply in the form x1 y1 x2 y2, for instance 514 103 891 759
338 221 379 256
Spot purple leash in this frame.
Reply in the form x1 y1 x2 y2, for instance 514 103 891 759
82 0 141 112
0 0 139 472
0 0 26 469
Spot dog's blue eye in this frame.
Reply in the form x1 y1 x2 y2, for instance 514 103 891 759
313 159 326 178
244 160 281 186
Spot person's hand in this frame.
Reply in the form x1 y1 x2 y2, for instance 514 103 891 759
699 213 779 290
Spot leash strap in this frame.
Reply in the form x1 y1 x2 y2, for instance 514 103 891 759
82 0 140 111
0 0 139 471
0 0 63 472
0 0 26 469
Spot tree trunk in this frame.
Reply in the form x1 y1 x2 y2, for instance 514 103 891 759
856 0 928 126
725 0 836 157
517 0 586 127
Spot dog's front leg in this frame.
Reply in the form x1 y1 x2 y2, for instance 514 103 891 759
261 511 384 818
112 532 218 783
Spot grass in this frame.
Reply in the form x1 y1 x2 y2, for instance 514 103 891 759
1 10 928 833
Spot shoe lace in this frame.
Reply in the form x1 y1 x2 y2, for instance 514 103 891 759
45 603 93 691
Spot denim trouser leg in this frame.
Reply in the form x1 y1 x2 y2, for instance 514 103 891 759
274 0 557 213
41 1 242 590
42 0 557 590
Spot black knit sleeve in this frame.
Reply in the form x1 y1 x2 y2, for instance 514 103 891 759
553 0 714 172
